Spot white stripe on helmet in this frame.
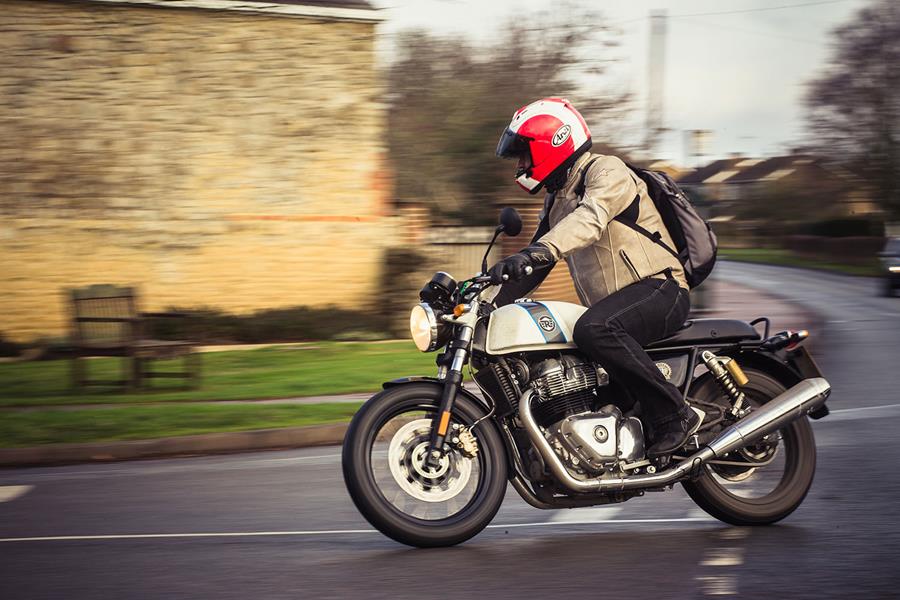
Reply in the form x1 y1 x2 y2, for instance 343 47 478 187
516 172 541 190
508 99 588 147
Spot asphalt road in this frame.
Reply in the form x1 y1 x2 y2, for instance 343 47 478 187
2 261 899 599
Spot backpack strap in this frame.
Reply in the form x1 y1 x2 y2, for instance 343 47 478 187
574 157 680 261
612 202 680 261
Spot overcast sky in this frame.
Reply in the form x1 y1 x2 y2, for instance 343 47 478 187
371 0 869 163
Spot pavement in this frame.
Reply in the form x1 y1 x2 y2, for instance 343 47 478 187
1 261 899 599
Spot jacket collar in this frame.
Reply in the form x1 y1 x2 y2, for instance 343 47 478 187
559 152 599 198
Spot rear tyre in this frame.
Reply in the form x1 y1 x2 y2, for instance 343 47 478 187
683 368 816 526
342 383 507 547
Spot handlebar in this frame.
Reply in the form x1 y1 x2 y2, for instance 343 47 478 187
502 265 533 281
469 265 534 285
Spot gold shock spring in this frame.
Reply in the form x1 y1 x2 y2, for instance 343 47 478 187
701 351 748 416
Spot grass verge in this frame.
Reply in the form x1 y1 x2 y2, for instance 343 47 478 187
0 341 434 408
718 248 882 277
0 403 362 448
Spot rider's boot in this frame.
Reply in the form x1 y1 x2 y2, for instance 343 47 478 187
647 406 705 457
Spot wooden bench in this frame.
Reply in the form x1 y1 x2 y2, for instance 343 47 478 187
67 284 200 390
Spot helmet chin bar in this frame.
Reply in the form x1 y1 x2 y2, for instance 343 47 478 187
516 171 543 194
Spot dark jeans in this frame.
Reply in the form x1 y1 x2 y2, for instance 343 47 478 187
572 277 691 435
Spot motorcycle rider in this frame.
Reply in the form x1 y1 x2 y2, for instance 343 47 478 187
490 97 702 457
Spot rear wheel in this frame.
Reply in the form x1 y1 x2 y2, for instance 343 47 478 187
342 383 507 547
683 368 816 525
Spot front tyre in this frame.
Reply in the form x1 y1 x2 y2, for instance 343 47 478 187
683 368 817 526
342 383 507 547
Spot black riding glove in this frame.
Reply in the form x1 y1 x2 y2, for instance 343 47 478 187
488 244 556 284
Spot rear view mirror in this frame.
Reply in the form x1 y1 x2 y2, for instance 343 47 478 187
498 207 522 237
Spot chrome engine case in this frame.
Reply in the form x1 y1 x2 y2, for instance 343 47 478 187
547 405 646 474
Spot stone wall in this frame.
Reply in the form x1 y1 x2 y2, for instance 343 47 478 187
0 0 394 341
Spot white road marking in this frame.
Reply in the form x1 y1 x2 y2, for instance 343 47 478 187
830 403 900 414
257 454 342 464
0 485 33 502
717 528 749 540
687 507 709 519
549 506 623 522
0 517 715 543
695 528 748 596
701 548 744 567
824 403 900 422
696 575 737 596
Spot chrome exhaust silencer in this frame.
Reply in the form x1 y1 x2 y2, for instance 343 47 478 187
705 377 831 457
519 377 830 494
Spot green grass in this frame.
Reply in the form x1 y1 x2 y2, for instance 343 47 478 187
0 341 435 408
718 248 882 277
0 403 362 448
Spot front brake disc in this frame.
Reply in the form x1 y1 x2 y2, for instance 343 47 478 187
387 418 473 503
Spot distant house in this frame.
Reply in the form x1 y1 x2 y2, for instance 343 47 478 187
677 155 878 218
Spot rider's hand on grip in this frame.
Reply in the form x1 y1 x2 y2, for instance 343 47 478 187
488 244 553 284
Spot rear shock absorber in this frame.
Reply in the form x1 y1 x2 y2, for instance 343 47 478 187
701 351 749 417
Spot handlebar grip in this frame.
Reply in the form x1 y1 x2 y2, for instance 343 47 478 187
524 266 533 275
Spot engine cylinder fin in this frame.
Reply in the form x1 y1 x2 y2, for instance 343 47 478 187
531 359 599 426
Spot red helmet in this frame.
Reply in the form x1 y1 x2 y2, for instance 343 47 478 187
496 97 592 194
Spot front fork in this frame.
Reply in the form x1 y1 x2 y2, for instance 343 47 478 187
425 325 473 467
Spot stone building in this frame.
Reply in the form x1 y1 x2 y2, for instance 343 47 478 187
0 0 396 341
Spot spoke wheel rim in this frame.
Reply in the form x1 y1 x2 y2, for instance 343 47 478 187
366 403 487 523
707 393 793 500
387 418 473 503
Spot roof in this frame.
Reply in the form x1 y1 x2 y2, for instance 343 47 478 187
677 155 829 186
80 0 381 22
727 155 821 183
676 158 747 185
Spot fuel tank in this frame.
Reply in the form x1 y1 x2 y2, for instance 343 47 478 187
485 301 587 355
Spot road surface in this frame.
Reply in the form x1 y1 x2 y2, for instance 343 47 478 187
1 262 899 599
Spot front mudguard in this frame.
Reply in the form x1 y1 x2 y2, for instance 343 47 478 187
382 376 495 416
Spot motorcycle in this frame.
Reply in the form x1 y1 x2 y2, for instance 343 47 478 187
342 207 831 547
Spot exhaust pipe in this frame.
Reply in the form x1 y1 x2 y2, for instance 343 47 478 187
519 377 831 494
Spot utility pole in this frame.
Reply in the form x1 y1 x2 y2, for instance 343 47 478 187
646 9 667 157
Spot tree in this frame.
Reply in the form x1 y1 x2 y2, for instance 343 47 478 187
386 8 629 224
804 0 900 219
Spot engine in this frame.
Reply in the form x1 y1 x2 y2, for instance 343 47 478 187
530 355 603 424
475 354 645 476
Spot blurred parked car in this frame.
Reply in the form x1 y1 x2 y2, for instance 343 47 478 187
879 237 900 296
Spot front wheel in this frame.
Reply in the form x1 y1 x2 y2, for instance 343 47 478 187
683 368 817 525
342 383 507 547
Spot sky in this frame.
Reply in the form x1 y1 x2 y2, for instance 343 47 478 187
370 0 869 164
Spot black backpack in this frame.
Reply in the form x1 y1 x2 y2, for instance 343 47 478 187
576 158 717 289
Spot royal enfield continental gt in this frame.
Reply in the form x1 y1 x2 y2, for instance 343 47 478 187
342 208 831 547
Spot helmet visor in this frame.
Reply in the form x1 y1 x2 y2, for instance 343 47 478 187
496 129 530 160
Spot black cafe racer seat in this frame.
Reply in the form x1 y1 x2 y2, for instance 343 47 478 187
645 318 761 349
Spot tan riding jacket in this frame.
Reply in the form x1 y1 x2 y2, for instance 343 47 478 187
538 152 688 306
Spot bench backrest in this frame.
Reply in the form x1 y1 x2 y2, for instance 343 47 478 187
68 284 138 347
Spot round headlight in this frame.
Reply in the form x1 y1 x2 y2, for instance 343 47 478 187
410 303 439 352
